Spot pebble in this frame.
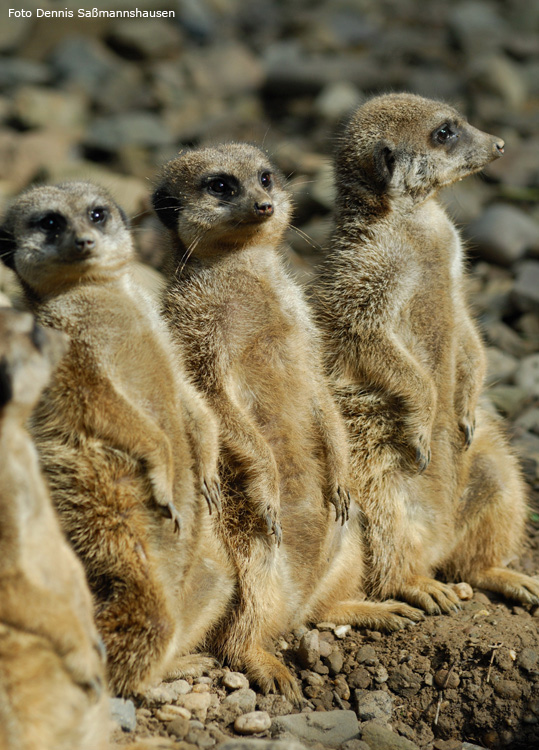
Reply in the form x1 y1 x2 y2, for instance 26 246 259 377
517 648 538 672
223 672 250 690
109 697 136 732
373 665 389 684
355 689 393 721
434 669 461 690
334 625 351 639
387 664 422 697
485 346 519 385
156 704 191 722
222 688 257 714
175 692 212 722
361 720 420 750
166 716 190 739
296 630 320 670
515 354 539 396
85 111 174 151
218 741 308 750
466 204 539 266
234 711 272 734
452 582 474 600
272 710 360 746
486 385 529 419
348 667 371 689
513 261 539 314
108 19 183 60
492 678 522 700
144 679 191 704
325 650 344 676
356 645 377 665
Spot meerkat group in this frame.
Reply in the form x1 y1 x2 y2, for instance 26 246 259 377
0 93 538 738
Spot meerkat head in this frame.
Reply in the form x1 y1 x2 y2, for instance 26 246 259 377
152 143 292 257
0 309 68 417
336 93 505 207
0 181 133 299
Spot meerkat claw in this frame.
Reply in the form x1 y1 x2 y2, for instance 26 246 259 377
202 479 221 515
264 514 282 546
160 501 182 534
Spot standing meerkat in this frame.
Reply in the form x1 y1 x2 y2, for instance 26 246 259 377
152 143 422 702
313 92 539 613
0 182 234 697
0 309 174 750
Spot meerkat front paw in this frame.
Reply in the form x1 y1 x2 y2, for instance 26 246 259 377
458 411 475 449
396 576 461 615
410 432 431 474
201 475 221 515
326 483 351 524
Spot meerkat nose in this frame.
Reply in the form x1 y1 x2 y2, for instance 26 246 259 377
254 201 274 217
494 139 505 156
75 237 95 252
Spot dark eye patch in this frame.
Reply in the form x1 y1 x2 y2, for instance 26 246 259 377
30 212 67 239
202 174 240 198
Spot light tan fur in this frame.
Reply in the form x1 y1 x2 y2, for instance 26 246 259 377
313 93 538 613
0 182 234 697
153 143 422 703
0 309 175 750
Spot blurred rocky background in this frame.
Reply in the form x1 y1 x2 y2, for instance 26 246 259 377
1 2 539 748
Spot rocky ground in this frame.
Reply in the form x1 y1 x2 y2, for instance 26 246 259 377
1 1 539 749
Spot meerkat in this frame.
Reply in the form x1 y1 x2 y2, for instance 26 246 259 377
152 143 423 702
0 182 234 698
313 92 539 614
0 308 175 750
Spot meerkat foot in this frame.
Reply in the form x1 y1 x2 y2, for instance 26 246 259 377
202 477 221 515
262 510 282 546
163 654 220 680
468 568 539 606
395 576 461 614
458 412 475 449
327 484 351 525
322 599 424 633
243 646 302 705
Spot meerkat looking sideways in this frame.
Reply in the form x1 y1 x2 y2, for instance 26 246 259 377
153 143 422 702
314 92 539 613
0 182 233 697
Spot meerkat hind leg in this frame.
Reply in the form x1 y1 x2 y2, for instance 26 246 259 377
241 644 303 705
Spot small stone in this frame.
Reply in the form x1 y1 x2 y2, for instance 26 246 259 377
485 346 518 386
334 625 351 639
387 664 422 697
373 666 389 684
341 742 370 750
433 740 463 750
355 689 393 722
303 671 325 687
514 261 539 314
167 716 190 739
272 710 360 746
486 385 529 419
110 697 136 732
451 582 474 600
325 651 344 676
517 648 538 672
466 204 539 266
296 630 320 669
515 354 539 397
316 622 337 631
334 676 351 701
234 711 272 735
192 683 210 693
434 669 460 689
356 646 377 666
108 19 183 59
361 720 420 750
144 679 191 704
156 704 192 722
223 672 250 690
492 678 522 700
219 741 308 750
348 668 371 689
314 81 363 121
222 688 257 714
176 692 212 722
319 639 333 658
85 111 174 151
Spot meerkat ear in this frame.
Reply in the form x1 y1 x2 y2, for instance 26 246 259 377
152 186 182 230
372 140 396 191
0 226 16 270
0 356 13 409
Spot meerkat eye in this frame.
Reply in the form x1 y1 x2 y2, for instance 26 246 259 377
89 207 108 224
207 178 234 196
434 124 457 144
37 212 66 235
260 171 273 189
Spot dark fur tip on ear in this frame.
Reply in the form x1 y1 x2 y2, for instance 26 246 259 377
151 186 182 231
0 226 16 271
0 356 13 409
372 140 396 192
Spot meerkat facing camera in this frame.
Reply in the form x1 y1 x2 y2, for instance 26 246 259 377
0 182 234 697
313 93 538 612
0 309 175 750
153 143 422 703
